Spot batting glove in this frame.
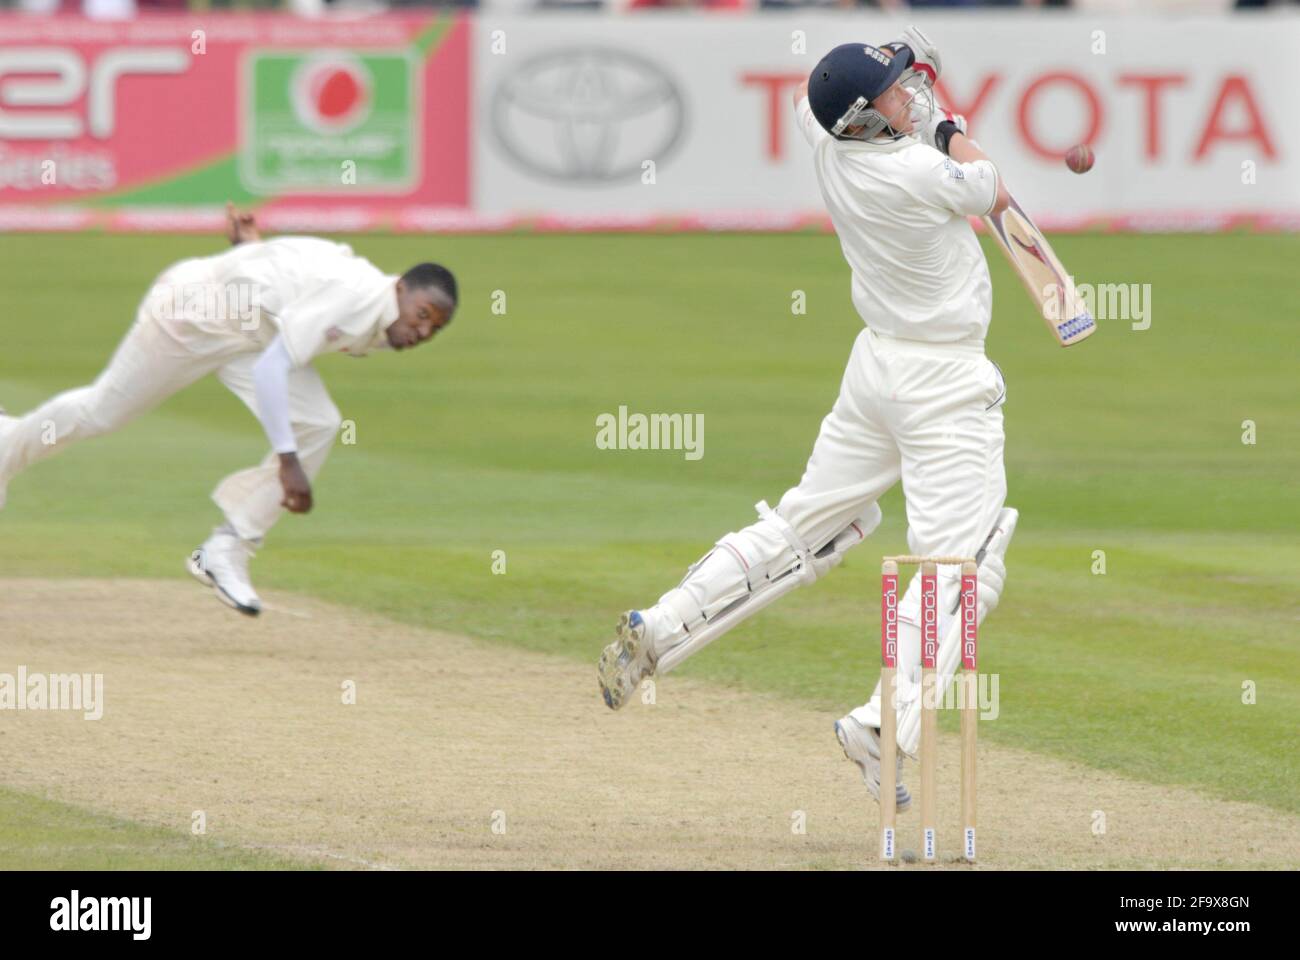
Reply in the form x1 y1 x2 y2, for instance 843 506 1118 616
916 108 967 156
886 25 942 86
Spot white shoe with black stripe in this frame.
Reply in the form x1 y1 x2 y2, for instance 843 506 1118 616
188 528 262 616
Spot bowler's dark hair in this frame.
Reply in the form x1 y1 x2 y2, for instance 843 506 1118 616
401 262 458 309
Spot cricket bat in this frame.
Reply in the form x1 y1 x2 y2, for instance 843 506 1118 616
983 192 1096 347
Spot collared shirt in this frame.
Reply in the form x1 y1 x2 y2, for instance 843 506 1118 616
149 236 398 366
797 97 999 344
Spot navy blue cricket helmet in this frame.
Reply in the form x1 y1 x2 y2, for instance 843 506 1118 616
808 43 913 141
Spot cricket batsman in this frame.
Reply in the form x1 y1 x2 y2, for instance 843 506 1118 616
597 29 1020 810
0 206 458 616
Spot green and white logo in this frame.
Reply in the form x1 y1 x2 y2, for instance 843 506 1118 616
240 49 419 194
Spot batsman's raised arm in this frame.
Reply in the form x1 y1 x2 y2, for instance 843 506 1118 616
945 133 1010 216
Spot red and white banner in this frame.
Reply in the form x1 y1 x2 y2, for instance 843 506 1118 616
0 11 1296 232
0 13 469 229
471 13 1299 231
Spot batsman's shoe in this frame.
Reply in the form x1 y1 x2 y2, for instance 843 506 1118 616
835 715 912 812
597 610 657 710
189 529 262 616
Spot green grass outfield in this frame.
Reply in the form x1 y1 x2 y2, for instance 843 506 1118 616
1 232 1297 866
0 787 309 870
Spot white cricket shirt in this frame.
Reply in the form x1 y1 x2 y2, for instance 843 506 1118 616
797 97 998 344
149 237 399 366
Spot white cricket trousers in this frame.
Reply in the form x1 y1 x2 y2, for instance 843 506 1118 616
1 271 341 542
656 326 1007 745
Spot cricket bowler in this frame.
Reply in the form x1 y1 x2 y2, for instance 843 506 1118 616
597 29 1020 810
0 206 458 616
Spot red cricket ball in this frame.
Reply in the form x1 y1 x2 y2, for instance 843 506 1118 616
1065 144 1095 174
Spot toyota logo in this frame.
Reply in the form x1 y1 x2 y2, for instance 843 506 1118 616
489 47 686 184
